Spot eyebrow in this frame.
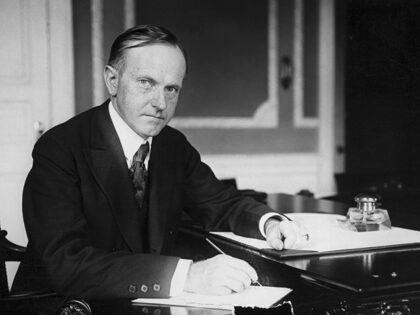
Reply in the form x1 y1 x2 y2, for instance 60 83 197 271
135 75 183 90
135 75 155 83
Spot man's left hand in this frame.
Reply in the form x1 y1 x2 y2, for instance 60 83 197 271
264 218 307 250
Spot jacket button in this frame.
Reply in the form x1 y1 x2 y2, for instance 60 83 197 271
153 284 160 292
128 284 138 293
140 284 148 293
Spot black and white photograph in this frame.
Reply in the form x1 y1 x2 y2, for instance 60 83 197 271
1 0 420 314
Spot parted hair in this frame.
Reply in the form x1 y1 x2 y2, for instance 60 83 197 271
107 24 187 70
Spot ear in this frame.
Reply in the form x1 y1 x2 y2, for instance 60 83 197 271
104 65 119 96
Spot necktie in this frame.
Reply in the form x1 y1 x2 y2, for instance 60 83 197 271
130 142 149 208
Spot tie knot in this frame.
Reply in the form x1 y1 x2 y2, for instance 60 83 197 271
133 142 149 164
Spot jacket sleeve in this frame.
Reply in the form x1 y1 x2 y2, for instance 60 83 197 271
22 135 179 299
181 137 273 239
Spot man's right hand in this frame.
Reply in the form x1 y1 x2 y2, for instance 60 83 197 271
183 254 258 295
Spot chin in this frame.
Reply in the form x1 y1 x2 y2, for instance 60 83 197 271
143 128 164 138
135 121 165 138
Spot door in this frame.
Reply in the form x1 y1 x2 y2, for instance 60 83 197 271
0 0 74 284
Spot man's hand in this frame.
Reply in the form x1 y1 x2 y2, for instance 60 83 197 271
265 217 307 250
183 254 258 295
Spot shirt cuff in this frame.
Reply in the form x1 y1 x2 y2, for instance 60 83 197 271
259 212 290 237
169 259 193 297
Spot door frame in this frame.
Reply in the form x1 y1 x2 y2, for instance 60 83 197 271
48 0 75 127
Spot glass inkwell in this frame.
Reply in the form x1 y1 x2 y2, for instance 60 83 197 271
338 193 391 232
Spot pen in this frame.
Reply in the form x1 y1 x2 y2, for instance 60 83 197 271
205 237 262 287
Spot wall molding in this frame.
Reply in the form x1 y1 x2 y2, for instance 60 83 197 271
91 0 105 106
170 0 279 129
48 0 75 125
317 0 336 196
124 0 135 29
201 153 319 195
293 0 318 128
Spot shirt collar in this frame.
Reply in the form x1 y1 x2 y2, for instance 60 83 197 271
108 101 152 167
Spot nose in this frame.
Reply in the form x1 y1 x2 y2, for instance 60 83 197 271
151 89 167 110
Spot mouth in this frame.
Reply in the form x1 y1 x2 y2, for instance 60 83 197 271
144 114 164 120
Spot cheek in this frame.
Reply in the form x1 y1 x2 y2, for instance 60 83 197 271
120 91 148 112
166 98 178 115
165 94 179 107
119 83 143 102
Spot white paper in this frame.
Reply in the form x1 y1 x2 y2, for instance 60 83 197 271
133 286 292 311
211 213 420 253
209 232 272 249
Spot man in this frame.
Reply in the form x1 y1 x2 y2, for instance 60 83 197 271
13 25 304 299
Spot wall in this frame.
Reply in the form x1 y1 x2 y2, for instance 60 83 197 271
72 0 339 196
345 0 420 178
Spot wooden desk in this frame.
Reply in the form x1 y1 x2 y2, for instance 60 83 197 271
175 193 420 313
0 296 230 315
1 294 293 314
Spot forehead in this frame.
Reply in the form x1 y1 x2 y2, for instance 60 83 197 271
121 44 186 81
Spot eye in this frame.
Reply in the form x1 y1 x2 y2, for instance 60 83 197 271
166 86 180 95
138 79 152 89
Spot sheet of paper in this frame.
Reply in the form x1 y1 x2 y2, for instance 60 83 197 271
211 213 420 253
133 286 292 310
209 232 272 249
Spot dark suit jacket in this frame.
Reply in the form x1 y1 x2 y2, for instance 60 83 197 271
13 101 273 299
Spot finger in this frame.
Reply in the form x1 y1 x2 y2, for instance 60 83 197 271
205 284 232 296
211 264 252 289
223 255 258 282
226 268 252 289
284 233 298 249
267 235 284 250
266 222 285 250
217 286 232 296
223 275 248 293
209 265 252 294
265 220 282 236
282 226 298 249
185 257 252 295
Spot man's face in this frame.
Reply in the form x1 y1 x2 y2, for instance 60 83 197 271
105 44 186 139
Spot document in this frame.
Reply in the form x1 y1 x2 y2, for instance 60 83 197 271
211 213 420 253
132 286 292 311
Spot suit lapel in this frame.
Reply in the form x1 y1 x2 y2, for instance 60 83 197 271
86 103 143 252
